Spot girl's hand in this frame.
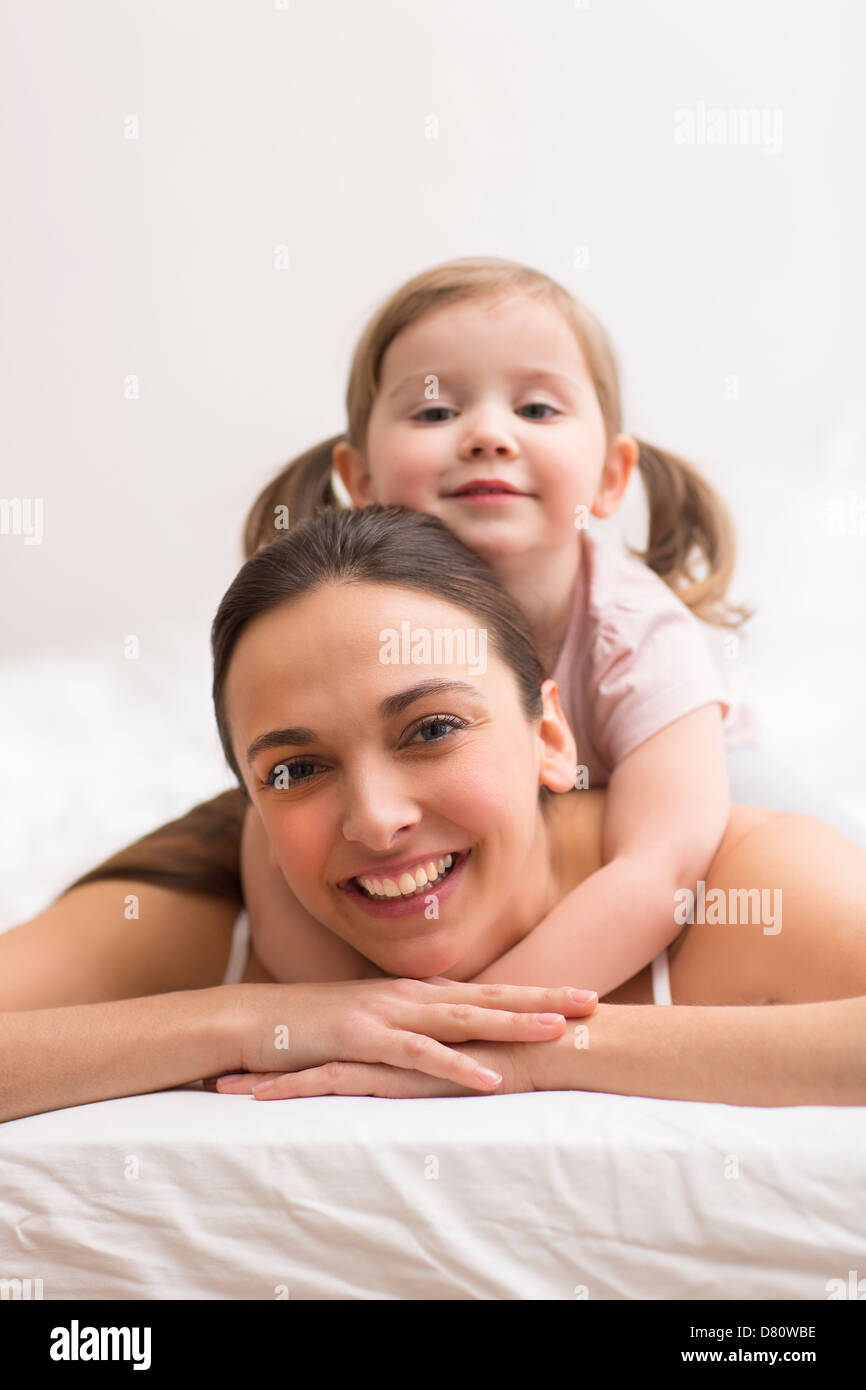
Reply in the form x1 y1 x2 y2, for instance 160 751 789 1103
217 976 597 1094
206 1038 534 1100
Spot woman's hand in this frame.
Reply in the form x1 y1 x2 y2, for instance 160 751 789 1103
213 976 597 1095
206 1037 535 1099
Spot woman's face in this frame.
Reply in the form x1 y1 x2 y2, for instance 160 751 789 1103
224 581 576 979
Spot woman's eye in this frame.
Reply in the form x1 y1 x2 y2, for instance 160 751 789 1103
516 402 559 419
263 760 320 789
412 406 457 423
407 714 466 745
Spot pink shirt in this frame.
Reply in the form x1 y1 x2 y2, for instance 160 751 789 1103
551 529 757 788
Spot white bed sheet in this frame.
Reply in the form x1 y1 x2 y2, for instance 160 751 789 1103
2 1085 865 1300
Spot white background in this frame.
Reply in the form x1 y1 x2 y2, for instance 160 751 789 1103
1 0 864 926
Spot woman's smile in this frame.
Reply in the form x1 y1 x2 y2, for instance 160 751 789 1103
338 848 471 920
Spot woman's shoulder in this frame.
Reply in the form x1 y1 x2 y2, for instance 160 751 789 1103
712 804 841 880
0 878 241 1012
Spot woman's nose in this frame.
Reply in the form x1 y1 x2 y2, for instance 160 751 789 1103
339 768 422 850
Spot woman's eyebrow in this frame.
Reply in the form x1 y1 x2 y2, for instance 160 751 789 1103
244 682 480 765
379 679 482 719
245 726 317 766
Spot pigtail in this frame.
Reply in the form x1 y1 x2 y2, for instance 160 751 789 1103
633 438 752 629
242 433 346 559
56 788 248 906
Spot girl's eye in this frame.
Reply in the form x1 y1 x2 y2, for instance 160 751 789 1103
412 402 560 423
261 759 321 789
412 406 457 423
407 714 467 745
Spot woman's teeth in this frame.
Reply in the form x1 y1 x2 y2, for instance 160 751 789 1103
356 854 455 900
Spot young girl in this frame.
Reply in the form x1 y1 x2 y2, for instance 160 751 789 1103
237 255 752 999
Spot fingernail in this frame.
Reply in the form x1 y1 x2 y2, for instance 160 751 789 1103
568 989 597 1003
536 1013 565 1024
476 1067 502 1085
218 1074 245 1083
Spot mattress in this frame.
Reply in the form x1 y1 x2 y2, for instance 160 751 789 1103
2 1084 865 1300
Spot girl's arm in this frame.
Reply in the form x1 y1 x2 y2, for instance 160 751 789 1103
512 802 866 1105
470 705 729 996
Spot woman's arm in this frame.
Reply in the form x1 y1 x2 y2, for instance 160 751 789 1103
0 876 597 1120
223 994 866 1106
526 997 866 1106
0 877 244 1122
0 879 240 1013
0 986 242 1123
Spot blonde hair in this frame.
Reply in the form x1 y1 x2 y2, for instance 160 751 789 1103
244 255 750 628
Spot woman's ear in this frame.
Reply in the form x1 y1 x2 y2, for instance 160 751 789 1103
333 439 376 506
591 432 638 519
537 679 578 794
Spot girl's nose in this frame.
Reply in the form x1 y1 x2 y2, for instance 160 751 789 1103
459 407 519 460
340 768 422 850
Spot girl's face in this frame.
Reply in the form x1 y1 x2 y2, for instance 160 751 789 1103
336 294 636 566
224 581 576 980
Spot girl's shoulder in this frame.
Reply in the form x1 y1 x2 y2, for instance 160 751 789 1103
582 528 697 627
578 532 715 684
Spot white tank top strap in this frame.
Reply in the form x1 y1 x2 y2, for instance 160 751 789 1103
222 909 251 986
651 948 672 1006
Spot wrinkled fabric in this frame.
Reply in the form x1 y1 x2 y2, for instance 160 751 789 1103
2 1087 863 1300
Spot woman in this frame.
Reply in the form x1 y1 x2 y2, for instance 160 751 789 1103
2 507 865 1121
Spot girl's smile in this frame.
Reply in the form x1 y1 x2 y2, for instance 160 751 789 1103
443 481 534 506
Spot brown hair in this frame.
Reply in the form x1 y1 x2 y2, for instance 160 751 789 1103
215 504 547 791
60 505 551 906
244 255 750 628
